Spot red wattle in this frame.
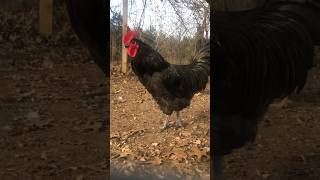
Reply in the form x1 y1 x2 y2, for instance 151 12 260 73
128 44 139 57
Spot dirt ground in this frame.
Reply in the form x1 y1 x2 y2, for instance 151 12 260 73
110 64 210 179
224 50 320 180
0 10 107 179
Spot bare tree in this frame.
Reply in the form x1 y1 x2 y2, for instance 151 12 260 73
166 0 209 39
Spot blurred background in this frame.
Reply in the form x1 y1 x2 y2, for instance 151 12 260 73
0 1 107 179
110 0 210 65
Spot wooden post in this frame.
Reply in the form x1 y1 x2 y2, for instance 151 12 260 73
203 9 208 39
39 0 53 35
121 0 128 73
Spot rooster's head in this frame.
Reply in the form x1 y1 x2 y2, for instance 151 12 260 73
123 30 140 58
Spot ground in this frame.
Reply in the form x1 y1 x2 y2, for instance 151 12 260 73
0 10 107 179
110 64 210 179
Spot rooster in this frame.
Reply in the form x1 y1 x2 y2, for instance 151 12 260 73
66 0 108 76
212 0 320 179
123 31 210 130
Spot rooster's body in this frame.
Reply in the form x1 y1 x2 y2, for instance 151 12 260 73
66 0 107 75
212 0 320 179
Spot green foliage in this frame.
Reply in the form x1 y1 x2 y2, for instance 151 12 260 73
110 11 122 62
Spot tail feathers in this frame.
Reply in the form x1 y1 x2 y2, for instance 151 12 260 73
264 0 320 45
262 0 320 8
163 65 209 98
66 0 108 75
162 43 210 98
192 42 210 75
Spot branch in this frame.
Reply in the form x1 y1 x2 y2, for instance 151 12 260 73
167 0 190 35
137 0 148 29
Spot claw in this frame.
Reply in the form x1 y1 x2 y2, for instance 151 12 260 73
175 111 184 128
270 96 290 109
176 121 183 128
160 122 169 131
160 115 170 131
160 124 168 131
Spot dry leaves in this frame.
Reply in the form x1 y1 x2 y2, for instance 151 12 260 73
188 146 209 161
119 146 133 159
170 149 188 162
148 157 162 165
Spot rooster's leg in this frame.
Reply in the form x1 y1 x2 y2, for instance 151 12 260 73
176 111 183 127
270 96 290 109
160 115 170 130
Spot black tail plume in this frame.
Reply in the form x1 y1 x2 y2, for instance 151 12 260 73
262 0 320 45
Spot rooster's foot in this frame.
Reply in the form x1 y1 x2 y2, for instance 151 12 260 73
175 120 184 128
160 124 169 131
160 115 170 131
175 111 184 128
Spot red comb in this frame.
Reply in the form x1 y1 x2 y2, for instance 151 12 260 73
123 30 139 45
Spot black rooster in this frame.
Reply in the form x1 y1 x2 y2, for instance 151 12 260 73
212 0 320 179
123 31 210 130
66 0 107 76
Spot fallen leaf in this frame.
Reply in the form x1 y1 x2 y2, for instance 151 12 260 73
110 133 121 139
151 142 159 147
42 58 54 69
117 96 126 103
2 125 13 132
149 157 162 165
180 131 191 137
171 149 188 162
69 166 78 171
76 175 84 180
139 157 146 162
204 147 210 153
262 173 271 179
176 140 189 147
41 151 48 160
119 146 133 158
194 139 201 145
188 146 208 161
27 111 40 120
